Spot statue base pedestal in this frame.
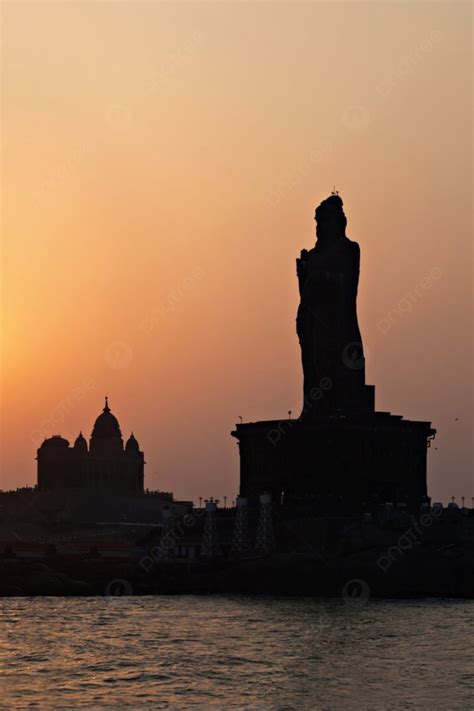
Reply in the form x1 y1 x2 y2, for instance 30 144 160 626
232 412 435 514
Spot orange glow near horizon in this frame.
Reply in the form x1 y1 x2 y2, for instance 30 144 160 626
1 2 472 503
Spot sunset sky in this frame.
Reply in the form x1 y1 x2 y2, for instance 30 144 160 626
2 1 472 504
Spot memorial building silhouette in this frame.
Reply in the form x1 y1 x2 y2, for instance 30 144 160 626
37 397 144 495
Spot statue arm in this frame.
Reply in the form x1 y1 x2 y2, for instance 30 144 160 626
340 241 360 307
347 241 361 300
296 249 309 296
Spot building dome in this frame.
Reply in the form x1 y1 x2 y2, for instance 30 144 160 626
91 398 122 438
74 432 88 453
89 397 124 456
125 433 140 454
40 435 70 450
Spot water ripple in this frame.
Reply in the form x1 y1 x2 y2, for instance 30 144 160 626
0 597 472 709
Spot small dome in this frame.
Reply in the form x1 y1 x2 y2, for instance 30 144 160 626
40 435 70 450
74 432 88 453
125 433 140 454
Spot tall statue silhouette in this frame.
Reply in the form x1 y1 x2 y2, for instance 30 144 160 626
296 194 374 417
234 192 434 514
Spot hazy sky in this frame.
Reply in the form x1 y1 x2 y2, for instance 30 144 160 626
2 1 472 504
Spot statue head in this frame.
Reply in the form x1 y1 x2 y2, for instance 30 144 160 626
314 194 347 241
